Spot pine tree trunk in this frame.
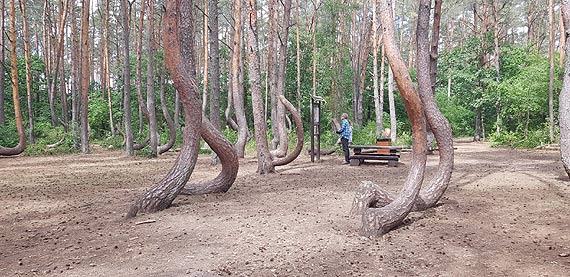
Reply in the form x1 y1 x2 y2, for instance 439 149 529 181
43 0 57 126
175 89 181 130
273 0 293 158
0 0 25 156
208 0 221 165
158 62 176 154
209 0 221 131
388 0 397 144
559 1 570 178
549 0 555 143
295 0 301 112
373 0 382 137
128 0 203 217
120 0 134 156
231 1 248 157
201 0 209 116
51 0 70 127
414 0 454 210
80 0 90 154
135 1 150 148
0 0 5 125
268 0 280 150
474 108 482 141
561 10 566 68
71 0 80 150
19 0 35 144
354 0 427 237
357 20 373 127
147 0 158 157
104 0 114 136
60 51 68 131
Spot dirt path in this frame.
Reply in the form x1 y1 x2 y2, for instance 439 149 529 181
1 142 569 276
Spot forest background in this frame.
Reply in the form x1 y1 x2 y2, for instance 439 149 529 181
0 0 563 155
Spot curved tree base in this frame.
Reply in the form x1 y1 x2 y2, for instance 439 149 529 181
0 144 26 156
179 117 238 195
353 0 428 237
272 95 304 167
127 0 203 217
133 135 150 151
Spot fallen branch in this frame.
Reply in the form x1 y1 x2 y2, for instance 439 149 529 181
46 136 66 148
134 219 156 225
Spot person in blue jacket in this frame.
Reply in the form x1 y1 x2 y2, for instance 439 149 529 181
336 113 353 164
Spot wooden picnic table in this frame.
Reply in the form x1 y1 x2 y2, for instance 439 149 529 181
348 145 410 167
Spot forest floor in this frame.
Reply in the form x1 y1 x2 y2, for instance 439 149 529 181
1 140 570 276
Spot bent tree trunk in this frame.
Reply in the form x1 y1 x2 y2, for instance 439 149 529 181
246 0 304 174
180 116 239 195
0 0 26 156
272 95 304 167
560 1 570 177
413 0 454 210
352 0 427 237
128 0 202 217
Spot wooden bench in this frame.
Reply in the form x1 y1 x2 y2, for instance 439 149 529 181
348 145 407 167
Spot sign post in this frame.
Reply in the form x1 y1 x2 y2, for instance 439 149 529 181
310 95 325 162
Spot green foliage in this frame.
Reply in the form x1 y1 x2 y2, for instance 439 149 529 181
0 121 19 146
88 96 112 139
435 93 475 137
25 122 74 155
488 124 554 148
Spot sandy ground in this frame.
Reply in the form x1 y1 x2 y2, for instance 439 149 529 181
1 141 569 276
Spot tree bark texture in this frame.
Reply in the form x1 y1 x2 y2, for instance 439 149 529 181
549 0 555 143
0 0 26 156
271 96 304 167
273 0 293 158
247 0 275 174
247 1 304 174
128 0 203 217
0 0 6 125
147 0 158 157
268 0 280 151
51 0 70 127
353 0 427 238
414 0 454 210
180 116 239 195
208 0 221 131
80 0 90 154
120 0 134 156
201 0 209 117
373 0 383 138
429 0 442 91
71 0 80 150
19 0 35 144
231 1 248 158
207 0 220 165
158 62 176 154
388 0 397 144
134 1 150 150
559 1 570 178
103 0 114 136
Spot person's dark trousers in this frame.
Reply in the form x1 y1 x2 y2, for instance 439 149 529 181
341 137 350 163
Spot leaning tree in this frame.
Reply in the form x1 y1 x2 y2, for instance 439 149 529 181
128 0 238 217
0 0 26 156
560 0 570 178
